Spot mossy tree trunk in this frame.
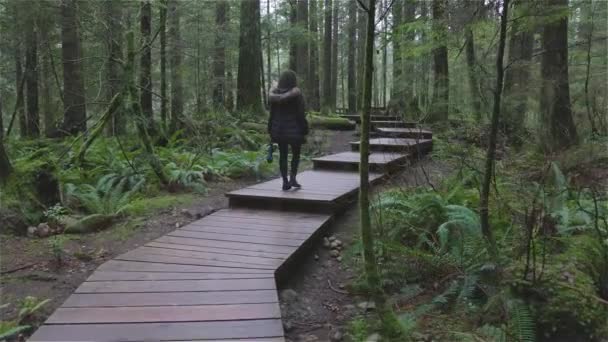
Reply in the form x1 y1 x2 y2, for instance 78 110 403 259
347 0 357 114
330 0 338 110
429 0 448 122
480 0 510 261
105 0 124 136
464 1 481 122
502 0 533 135
539 0 578 152
213 1 227 109
296 0 309 100
139 0 155 135
0 95 12 183
169 0 183 132
25 6 40 138
159 0 167 126
358 0 402 337
60 0 87 135
321 0 333 114
236 0 263 115
308 0 321 111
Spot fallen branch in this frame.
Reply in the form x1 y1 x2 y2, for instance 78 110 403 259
1 262 38 275
328 279 348 294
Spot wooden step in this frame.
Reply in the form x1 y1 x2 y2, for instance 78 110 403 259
371 120 417 129
226 170 383 213
376 127 433 139
339 114 400 123
312 151 409 173
350 138 433 154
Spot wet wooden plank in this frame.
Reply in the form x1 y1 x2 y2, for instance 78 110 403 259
188 219 320 233
213 208 329 221
155 235 295 255
87 270 274 281
47 303 281 324
351 138 433 153
97 260 276 274
168 230 303 247
29 319 284 341
115 252 277 270
135 246 283 267
180 225 312 240
376 127 433 139
75 278 276 293
146 241 288 259
63 290 279 307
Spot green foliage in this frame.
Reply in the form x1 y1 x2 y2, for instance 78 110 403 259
0 297 50 340
47 235 66 264
309 115 356 130
65 177 144 216
507 300 535 342
348 317 371 342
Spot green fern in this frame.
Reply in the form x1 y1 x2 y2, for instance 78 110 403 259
66 177 144 215
508 300 536 342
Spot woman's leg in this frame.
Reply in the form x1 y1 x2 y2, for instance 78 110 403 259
289 143 302 187
278 142 291 190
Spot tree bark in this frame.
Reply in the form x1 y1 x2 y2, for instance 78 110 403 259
213 1 227 108
25 9 39 138
296 0 309 100
39 22 56 137
419 1 430 109
464 27 481 122
139 0 154 134
266 0 271 93
236 0 263 115
391 0 402 100
0 95 11 182
169 0 183 132
289 0 297 72
502 0 533 134
105 0 124 136
356 3 366 111
540 0 578 151
359 0 402 336
330 0 338 110
321 0 332 113
159 0 168 126
429 0 448 122
480 0 509 262
13 2 26 137
61 0 87 135
347 0 357 113
308 0 321 111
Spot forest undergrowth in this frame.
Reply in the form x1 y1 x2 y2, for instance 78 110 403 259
346 121 608 342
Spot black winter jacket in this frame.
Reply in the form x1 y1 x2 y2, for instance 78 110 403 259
267 87 309 144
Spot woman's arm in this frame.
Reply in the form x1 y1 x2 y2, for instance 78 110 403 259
297 95 309 135
268 87 302 104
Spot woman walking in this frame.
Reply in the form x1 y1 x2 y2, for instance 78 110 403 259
268 70 309 191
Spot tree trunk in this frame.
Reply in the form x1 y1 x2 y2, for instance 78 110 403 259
480 0 509 262
159 0 168 126
391 0 402 100
25 10 39 138
39 24 55 137
347 0 357 113
61 0 87 135
465 27 481 122
289 0 297 72
0 94 11 182
419 1 430 110
540 0 577 151
381 0 387 108
236 0 263 115
169 0 183 132
429 0 448 122
213 1 227 108
296 0 309 100
139 1 154 134
330 0 338 111
356 4 366 111
106 0 124 135
308 0 321 111
502 0 533 135
359 0 402 336
266 0 271 93
321 0 332 113
13 2 26 137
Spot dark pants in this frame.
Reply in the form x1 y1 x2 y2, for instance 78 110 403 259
278 142 301 182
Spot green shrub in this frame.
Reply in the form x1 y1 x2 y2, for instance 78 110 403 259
309 115 356 130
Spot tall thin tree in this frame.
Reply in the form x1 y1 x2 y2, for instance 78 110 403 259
236 0 263 114
321 0 332 113
308 0 321 110
24 6 39 137
330 0 338 110
139 0 154 134
159 0 168 126
296 0 310 99
60 0 87 135
479 0 510 260
540 0 578 151
429 0 448 122
169 0 183 132
347 0 357 113
213 1 227 108
0 95 12 182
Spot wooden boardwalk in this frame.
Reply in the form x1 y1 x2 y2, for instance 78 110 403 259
29 118 433 341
